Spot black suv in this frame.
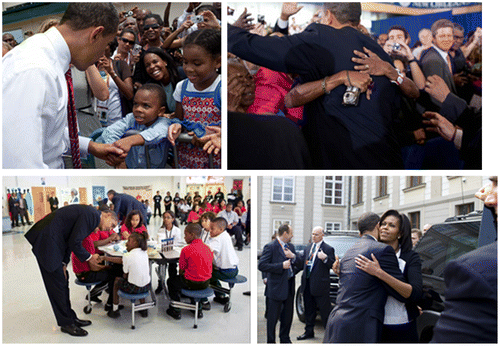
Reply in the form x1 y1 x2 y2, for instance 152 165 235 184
414 211 490 342
295 234 358 323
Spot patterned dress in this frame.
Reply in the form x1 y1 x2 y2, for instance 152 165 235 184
177 79 221 169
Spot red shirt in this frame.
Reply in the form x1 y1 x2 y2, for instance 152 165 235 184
120 224 147 236
98 229 117 240
247 67 304 123
72 232 99 274
179 239 213 282
187 211 200 223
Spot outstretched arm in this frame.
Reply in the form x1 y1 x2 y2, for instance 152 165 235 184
285 70 372 108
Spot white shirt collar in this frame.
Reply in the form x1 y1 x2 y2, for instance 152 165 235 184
45 27 72 73
432 44 450 63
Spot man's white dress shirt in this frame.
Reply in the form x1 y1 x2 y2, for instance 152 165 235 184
2 27 90 168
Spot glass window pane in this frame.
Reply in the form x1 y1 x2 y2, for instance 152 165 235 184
284 194 293 202
325 182 333 189
273 193 281 201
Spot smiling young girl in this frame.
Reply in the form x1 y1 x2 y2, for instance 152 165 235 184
168 29 221 169
120 210 149 240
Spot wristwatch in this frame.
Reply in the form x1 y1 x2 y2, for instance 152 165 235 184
390 68 404 86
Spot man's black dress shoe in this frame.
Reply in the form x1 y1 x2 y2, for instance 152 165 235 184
297 333 314 340
61 324 88 337
74 318 91 327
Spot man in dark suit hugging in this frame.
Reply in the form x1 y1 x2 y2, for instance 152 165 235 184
258 224 299 343
324 212 406 343
296 226 335 340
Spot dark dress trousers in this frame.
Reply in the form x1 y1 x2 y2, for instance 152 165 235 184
229 23 403 169
297 241 335 334
323 235 406 343
111 192 147 223
431 241 497 343
258 239 299 343
24 205 101 326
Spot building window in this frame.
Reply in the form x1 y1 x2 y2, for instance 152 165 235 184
456 202 474 216
407 176 423 188
378 176 388 197
272 176 294 203
325 222 342 233
272 219 291 235
355 176 363 204
408 211 420 229
324 176 343 205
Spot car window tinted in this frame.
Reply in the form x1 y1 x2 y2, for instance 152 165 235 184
323 236 358 258
415 219 480 278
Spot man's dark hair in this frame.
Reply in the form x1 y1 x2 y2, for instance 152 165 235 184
388 25 410 40
101 209 117 221
278 223 291 236
431 18 454 38
143 13 164 27
60 3 119 36
107 189 116 196
185 222 203 238
212 217 228 230
453 23 464 33
358 212 380 235
138 83 167 108
324 3 362 26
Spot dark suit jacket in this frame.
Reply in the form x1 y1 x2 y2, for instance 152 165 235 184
111 193 147 221
420 47 457 102
431 241 497 343
228 23 403 169
297 241 335 296
400 250 423 322
258 239 298 301
324 235 406 343
24 205 101 273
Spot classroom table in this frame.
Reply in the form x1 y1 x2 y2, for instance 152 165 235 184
98 240 184 304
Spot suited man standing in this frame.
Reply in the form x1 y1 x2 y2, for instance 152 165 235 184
258 224 299 343
324 212 406 343
25 205 118 336
296 227 335 340
420 18 457 105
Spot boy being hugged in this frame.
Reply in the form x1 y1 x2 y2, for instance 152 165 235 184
166 223 213 320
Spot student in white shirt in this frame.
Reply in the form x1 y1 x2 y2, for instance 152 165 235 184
155 210 182 294
218 203 244 250
104 232 150 318
2 3 127 168
207 217 239 305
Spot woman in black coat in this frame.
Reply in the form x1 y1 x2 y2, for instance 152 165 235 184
356 209 423 343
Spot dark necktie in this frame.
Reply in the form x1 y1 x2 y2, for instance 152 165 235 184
65 68 82 169
284 243 294 278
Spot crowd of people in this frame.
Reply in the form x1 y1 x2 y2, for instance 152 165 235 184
24 185 249 336
259 177 497 343
3 2 222 169
228 2 482 169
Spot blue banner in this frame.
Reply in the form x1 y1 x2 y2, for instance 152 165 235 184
391 2 480 8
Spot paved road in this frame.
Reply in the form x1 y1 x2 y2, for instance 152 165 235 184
257 275 327 343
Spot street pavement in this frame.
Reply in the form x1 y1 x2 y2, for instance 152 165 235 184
257 274 326 343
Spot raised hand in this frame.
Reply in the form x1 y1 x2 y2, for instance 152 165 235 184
281 2 304 21
232 8 254 31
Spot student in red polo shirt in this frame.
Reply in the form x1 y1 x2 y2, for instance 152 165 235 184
166 223 213 320
71 228 123 310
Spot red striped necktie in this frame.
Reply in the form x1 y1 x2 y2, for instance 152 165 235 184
65 68 82 168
